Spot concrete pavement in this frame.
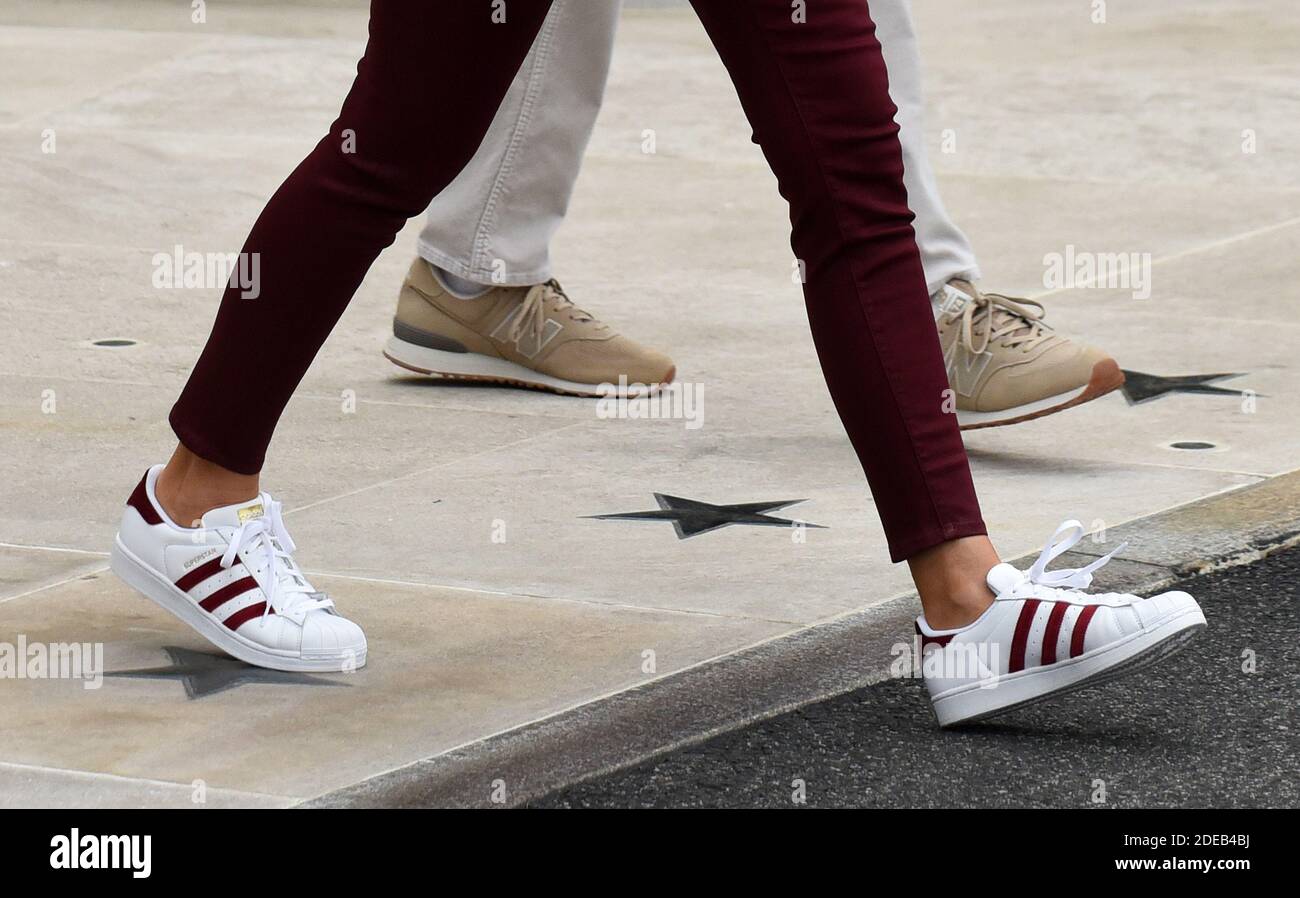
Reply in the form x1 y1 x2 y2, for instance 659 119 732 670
535 540 1300 808
1 0 1298 807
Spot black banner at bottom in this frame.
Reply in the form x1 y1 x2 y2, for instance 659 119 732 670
2 808 1280 882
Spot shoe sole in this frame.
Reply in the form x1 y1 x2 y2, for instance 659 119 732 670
930 603 1206 727
384 335 675 399
110 536 366 673
957 358 1125 430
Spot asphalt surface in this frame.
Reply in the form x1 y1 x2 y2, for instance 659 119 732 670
534 544 1300 808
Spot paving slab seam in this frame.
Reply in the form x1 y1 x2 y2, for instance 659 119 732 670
294 392 597 422
283 420 589 517
0 564 109 606
0 369 158 387
0 759 298 805
0 541 109 556
0 371 601 420
300 469 1300 808
0 124 346 146
311 569 805 626
0 548 794 624
0 537 800 625
939 166 1300 196
982 451 1273 481
1030 213 1300 300
0 237 175 255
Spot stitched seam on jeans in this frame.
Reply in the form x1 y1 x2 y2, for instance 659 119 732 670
890 519 987 563
736 0 954 540
467 0 563 275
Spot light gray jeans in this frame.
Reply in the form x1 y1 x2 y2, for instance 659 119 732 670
417 0 980 296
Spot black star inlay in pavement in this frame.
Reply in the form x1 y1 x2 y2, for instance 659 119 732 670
106 646 350 699
586 493 826 539
1120 370 1252 405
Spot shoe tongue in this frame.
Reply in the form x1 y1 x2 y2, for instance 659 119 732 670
540 282 595 324
985 562 1025 595
201 496 266 530
937 281 977 316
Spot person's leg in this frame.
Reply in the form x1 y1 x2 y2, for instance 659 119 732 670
687 0 995 625
118 1 558 673
385 0 673 397
691 1 1206 722
688 0 1205 726
415 0 621 287
871 0 1125 430
869 0 979 297
167 0 556 491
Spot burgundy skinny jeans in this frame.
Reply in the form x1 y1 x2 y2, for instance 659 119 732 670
170 0 986 561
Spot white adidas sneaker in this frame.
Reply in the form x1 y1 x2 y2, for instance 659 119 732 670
918 521 1205 727
111 465 367 673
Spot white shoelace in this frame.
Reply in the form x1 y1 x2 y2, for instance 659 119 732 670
1021 519 1127 593
218 498 333 622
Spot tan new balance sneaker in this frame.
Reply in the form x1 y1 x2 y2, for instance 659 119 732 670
384 258 675 397
937 280 1125 430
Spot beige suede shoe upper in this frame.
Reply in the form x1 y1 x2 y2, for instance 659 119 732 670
937 280 1112 413
394 258 675 387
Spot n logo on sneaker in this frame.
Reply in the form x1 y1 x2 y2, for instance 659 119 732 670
944 339 993 397
490 308 562 359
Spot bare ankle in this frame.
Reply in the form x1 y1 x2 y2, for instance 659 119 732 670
908 534 1000 630
154 444 260 528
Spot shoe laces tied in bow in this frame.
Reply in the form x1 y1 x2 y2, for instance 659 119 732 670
218 498 333 623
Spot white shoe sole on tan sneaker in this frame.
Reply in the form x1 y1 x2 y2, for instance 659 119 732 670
112 536 365 674
930 601 1205 728
384 335 673 399
957 358 1125 430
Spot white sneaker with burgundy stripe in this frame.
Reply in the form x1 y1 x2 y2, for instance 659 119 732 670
919 521 1205 727
110 465 367 672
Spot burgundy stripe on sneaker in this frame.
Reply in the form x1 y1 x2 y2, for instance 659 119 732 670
1040 601 1071 666
223 601 267 631
1071 604 1101 658
198 577 258 613
126 472 163 525
1008 599 1042 673
175 557 226 593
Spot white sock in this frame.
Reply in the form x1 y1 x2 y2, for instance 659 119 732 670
431 264 491 300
